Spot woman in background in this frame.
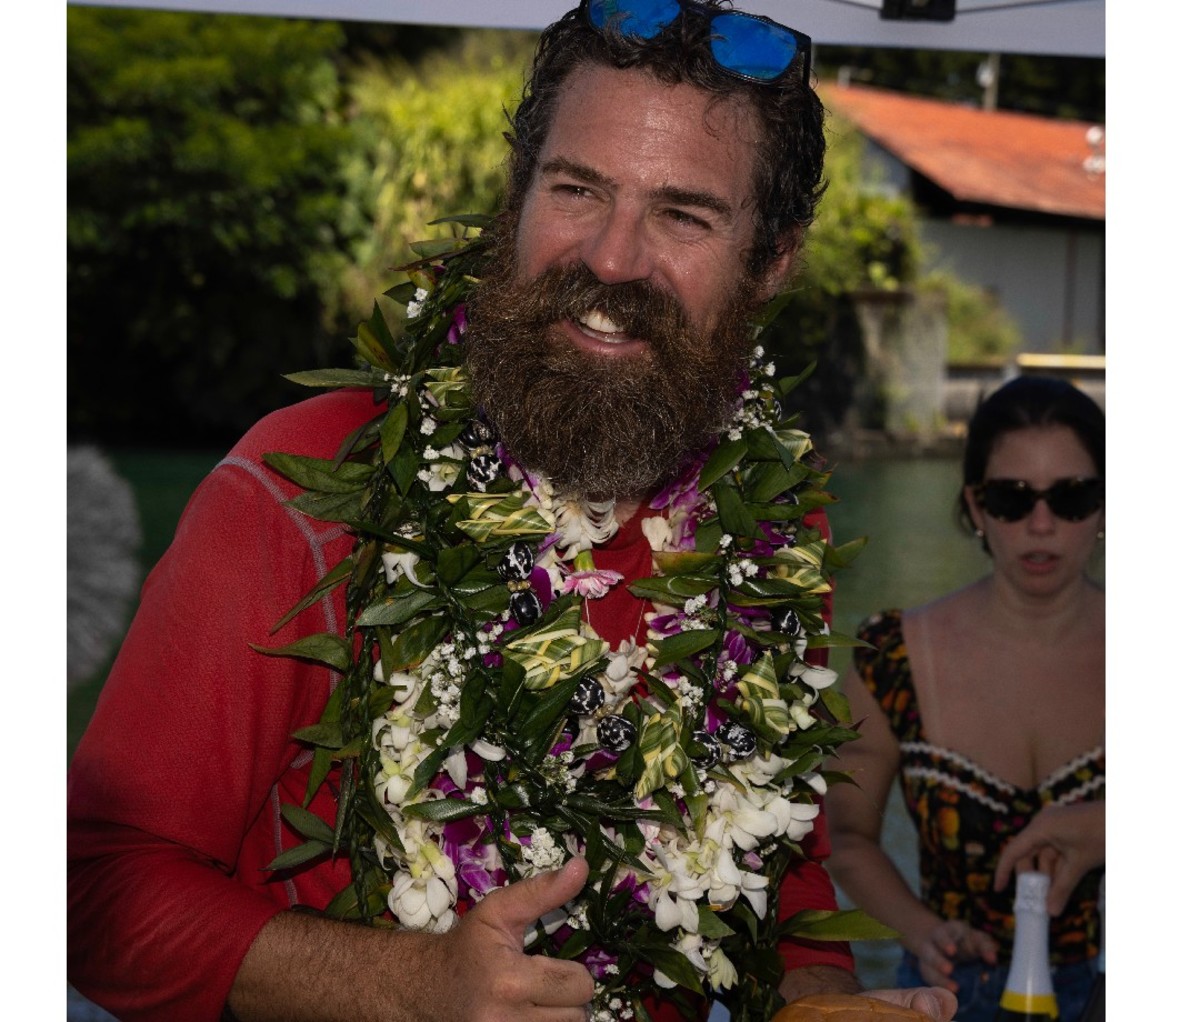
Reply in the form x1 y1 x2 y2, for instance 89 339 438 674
826 376 1104 1022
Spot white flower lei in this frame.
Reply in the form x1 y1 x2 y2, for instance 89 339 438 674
264 224 877 1022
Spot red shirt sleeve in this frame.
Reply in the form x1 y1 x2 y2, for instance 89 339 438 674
67 392 372 1021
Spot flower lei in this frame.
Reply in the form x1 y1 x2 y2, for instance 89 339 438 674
263 219 887 1022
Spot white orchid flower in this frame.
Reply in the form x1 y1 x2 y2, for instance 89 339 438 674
707 845 744 908
470 738 507 761
739 867 769 918
645 840 705 934
553 495 619 558
388 868 453 930
421 445 463 493
653 933 708 989
604 640 648 699
707 946 739 992
786 799 821 842
796 662 838 690
381 550 426 587
444 748 468 790
641 516 673 552
709 784 782 851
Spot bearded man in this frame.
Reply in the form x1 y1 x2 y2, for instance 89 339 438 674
67 4 957 1021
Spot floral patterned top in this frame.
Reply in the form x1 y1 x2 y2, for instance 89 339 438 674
854 609 1103 965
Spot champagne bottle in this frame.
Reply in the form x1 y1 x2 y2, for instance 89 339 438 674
994 871 1058 1021
1079 874 1105 1022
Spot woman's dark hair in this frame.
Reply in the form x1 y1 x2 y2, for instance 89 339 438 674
958 374 1106 535
502 0 826 278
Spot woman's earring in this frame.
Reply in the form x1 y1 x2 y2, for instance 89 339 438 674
1097 530 1105 541
974 528 985 538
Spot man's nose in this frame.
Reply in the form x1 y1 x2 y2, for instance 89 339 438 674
579 207 653 285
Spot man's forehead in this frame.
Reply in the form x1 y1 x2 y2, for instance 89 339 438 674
538 63 760 204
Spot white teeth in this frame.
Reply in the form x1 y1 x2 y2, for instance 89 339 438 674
579 309 622 335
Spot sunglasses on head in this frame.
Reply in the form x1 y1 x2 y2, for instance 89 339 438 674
973 477 1105 523
584 0 812 84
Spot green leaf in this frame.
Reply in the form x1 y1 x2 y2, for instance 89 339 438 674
356 588 441 628
698 436 748 491
265 838 328 872
436 544 480 586
626 574 717 602
263 452 374 494
518 679 584 762
650 628 721 666
390 614 450 669
269 556 352 633
285 490 366 524
351 307 398 370
292 722 345 749
638 947 705 994
379 402 409 464
696 905 736 939
820 686 853 723
251 633 350 672
283 368 387 389
280 802 334 843
779 908 898 942
404 797 488 824
713 482 763 540
826 535 868 569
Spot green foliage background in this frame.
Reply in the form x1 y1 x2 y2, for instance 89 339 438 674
68 9 354 442
67 9 1035 448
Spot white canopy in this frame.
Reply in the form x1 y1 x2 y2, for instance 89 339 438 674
70 0 1105 57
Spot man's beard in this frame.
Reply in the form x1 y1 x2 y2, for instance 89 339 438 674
464 216 762 501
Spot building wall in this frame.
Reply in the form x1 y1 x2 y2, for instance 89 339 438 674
921 219 1105 354
855 139 1105 356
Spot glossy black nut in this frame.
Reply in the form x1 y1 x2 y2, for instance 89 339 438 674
771 607 802 637
509 588 542 627
497 542 535 582
559 716 580 744
717 721 757 761
690 730 721 769
466 452 504 490
597 715 637 753
459 419 497 450
567 674 606 716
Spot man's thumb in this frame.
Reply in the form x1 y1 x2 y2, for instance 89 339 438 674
485 857 590 936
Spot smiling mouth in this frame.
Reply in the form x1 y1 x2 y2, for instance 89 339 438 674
576 309 638 344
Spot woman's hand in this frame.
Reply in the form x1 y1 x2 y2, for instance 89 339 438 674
908 919 999 991
994 802 1105 915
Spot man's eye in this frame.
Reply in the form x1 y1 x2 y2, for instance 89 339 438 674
665 209 710 230
554 184 592 199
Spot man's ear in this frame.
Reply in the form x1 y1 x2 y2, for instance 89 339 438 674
757 229 802 301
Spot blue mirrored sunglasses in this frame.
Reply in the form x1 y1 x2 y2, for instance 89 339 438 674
584 0 812 84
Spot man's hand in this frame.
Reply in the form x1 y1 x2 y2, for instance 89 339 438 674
994 802 1104 915
907 918 998 991
230 857 595 1022
434 857 595 1020
864 986 958 1020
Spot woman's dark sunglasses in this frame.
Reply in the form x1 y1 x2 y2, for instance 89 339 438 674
584 0 811 84
974 477 1105 523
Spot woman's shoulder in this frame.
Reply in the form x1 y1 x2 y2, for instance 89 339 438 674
852 608 908 689
855 607 903 646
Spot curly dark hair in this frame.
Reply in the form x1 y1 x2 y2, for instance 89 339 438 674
501 0 827 278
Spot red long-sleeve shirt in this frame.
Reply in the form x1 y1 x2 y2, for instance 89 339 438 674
67 388 851 1021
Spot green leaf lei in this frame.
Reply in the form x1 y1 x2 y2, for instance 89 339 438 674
264 217 892 1022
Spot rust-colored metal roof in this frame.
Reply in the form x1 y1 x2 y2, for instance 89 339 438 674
821 83 1105 221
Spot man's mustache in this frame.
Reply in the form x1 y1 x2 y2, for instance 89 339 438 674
513 262 690 345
